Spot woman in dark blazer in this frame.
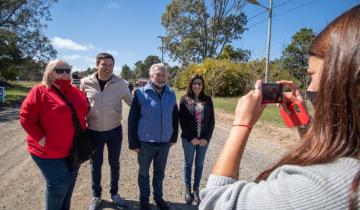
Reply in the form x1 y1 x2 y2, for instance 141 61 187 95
179 75 215 205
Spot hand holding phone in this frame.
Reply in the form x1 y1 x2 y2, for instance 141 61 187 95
279 100 310 128
260 81 310 127
261 83 283 104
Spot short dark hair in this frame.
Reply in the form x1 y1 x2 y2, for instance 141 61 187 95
96 52 115 66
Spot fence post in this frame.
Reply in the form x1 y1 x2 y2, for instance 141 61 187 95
0 87 5 103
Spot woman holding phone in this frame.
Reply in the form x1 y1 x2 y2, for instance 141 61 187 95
200 5 360 210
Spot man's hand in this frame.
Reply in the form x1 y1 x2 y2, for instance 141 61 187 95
131 148 140 154
199 139 208 146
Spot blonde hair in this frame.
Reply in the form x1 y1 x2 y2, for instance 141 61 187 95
41 60 71 87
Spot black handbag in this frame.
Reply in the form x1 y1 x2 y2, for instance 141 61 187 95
53 87 95 167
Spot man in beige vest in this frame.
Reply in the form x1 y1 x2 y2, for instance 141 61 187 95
80 52 132 210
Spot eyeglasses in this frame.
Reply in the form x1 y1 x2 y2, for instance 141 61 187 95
54 68 71 74
193 82 203 86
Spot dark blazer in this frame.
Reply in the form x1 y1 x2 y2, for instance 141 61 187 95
179 95 215 143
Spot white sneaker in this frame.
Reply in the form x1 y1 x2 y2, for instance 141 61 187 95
111 194 129 208
87 197 101 210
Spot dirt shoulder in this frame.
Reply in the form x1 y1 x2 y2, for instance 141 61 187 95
0 105 299 210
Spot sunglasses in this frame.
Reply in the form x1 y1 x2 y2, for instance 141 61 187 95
54 68 71 74
193 82 203 86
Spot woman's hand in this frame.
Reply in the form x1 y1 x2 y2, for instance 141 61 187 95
199 139 208 146
191 138 200 145
276 80 303 102
233 80 265 127
276 80 304 114
211 81 264 179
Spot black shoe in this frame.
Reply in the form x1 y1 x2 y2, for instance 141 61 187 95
154 198 169 210
194 188 201 205
185 187 193 204
140 202 150 210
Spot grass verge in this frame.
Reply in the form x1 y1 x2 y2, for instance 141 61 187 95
1 81 36 106
175 90 284 126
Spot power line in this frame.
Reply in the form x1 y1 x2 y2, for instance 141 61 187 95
247 10 267 21
247 0 320 29
273 0 296 9
247 0 295 21
273 0 320 18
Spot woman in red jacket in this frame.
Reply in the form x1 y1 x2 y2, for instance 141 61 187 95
19 60 88 210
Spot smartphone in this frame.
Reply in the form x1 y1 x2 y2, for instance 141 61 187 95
261 83 283 104
279 101 311 127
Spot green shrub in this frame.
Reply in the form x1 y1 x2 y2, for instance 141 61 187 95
175 58 299 97
176 59 252 97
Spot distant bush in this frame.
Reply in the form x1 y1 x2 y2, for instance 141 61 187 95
175 58 298 97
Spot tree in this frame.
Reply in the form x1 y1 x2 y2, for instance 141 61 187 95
167 65 181 87
0 0 57 80
217 44 250 62
143 55 161 72
134 55 161 79
281 28 316 89
162 0 247 65
17 59 46 81
82 67 97 77
120 64 133 81
0 30 23 79
134 61 145 79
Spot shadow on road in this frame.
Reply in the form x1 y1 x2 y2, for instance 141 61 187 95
98 199 199 210
0 106 20 123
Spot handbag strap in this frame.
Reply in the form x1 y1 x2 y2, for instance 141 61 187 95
53 86 82 132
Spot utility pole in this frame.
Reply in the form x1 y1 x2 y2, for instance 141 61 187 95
158 36 165 63
247 0 273 82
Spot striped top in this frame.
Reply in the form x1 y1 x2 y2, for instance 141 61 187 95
200 157 360 210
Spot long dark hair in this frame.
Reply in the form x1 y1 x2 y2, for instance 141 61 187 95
185 75 208 102
256 5 360 210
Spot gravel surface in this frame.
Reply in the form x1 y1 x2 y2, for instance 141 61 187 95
0 105 299 210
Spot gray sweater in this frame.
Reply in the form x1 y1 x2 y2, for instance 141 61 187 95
200 158 360 210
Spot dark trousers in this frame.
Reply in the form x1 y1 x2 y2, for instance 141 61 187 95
89 125 123 197
32 155 79 210
138 142 171 203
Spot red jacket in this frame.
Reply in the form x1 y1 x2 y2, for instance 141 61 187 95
20 84 89 159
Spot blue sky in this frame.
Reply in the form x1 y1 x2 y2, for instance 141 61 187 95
45 0 359 74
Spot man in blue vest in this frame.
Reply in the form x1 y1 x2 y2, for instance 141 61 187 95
128 63 179 210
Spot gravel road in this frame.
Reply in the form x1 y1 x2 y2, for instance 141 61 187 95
0 104 299 210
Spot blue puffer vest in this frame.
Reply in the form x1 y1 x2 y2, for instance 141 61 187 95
137 82 176 143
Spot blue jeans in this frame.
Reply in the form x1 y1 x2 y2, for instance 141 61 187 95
32 155 79 210
89 125 122 197
182 139 208 189
138 142 171 203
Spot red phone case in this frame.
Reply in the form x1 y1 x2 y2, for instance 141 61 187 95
279 101 310 128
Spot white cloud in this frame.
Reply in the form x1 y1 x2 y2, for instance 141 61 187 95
107 2 120 9
52 37 95 51
102 49 119 56
62 54 94 63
